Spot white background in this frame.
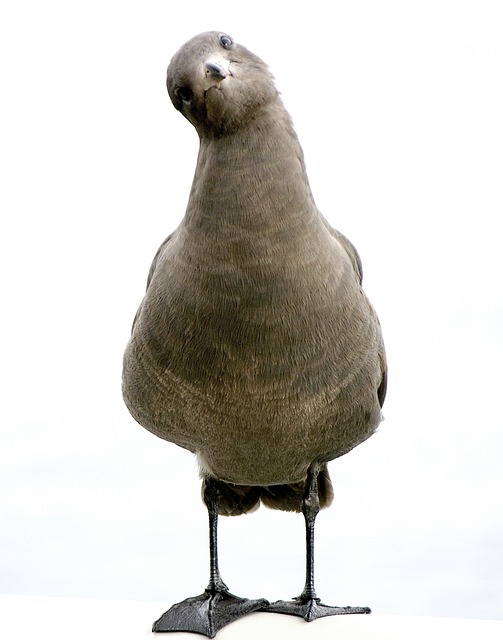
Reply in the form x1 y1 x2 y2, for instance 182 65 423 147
1 0 502 622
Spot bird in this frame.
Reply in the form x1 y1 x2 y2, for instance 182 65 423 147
122 31 387 638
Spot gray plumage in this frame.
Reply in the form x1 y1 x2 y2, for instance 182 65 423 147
122 31 387 517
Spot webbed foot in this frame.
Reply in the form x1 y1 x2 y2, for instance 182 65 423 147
263 597 371 621
152 589 268 637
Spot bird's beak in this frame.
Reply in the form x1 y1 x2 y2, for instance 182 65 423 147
204 58 230 89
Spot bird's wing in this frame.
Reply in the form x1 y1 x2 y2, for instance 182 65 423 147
320 215 363 284
130 233 174 332
146 233 174 290
321 215 388 407
377 352 388 408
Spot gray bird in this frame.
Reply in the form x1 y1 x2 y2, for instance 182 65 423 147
122 31 387 637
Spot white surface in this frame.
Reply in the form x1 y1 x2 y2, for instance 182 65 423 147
1 0 503 622
1 595 502 640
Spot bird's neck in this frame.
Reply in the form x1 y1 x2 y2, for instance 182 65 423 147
183 103 319 238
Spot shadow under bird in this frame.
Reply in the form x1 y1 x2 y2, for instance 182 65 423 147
122 31 387 637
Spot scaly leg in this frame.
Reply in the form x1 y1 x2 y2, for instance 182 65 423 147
153 477 268 637
263 464 371 621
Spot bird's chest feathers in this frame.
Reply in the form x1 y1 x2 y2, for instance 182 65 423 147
143 131 360 392
144 223 357 399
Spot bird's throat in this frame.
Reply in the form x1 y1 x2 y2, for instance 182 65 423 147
184 106 318 239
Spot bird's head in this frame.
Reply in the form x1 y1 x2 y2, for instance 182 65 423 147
166 31 278 137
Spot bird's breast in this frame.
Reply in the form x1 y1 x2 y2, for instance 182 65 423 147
122 225 384 484
144 227 363 387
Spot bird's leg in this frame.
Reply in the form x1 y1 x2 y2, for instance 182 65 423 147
297 462 321 603
205 477 228 593
152 477 267 637
262 464 371 621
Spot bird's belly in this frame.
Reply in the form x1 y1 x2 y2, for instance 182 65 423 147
122 309 383 486
193 391 383 486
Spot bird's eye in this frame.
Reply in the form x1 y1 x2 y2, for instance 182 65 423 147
175 87 193 102
219 34 233 48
